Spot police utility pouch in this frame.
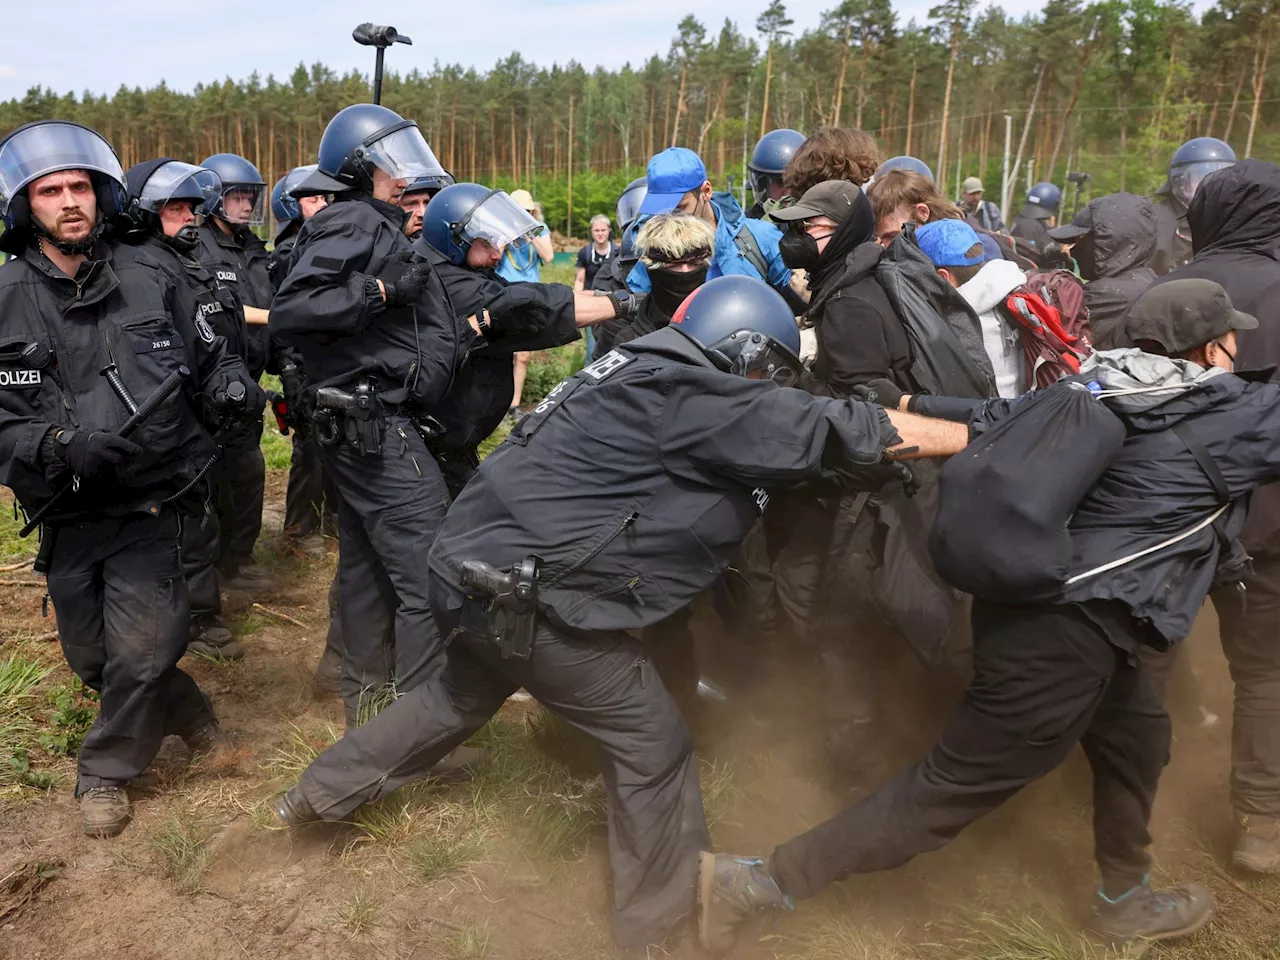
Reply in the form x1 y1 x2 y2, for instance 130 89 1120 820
928 382 1126 603
314 381 382 455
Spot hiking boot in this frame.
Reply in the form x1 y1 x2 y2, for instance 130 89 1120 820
697 852 793 956
221 562 274 594
186 620 244 662
313 646 342 696
272 787 320 827
80 785 131 838
288 532 327 560
1233 812 1280 874
1090 880 1215 946
182 720 231 758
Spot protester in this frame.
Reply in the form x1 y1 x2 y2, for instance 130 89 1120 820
782 127 880 199
866 169 964 247
575 215 618 291
958 176 1004 232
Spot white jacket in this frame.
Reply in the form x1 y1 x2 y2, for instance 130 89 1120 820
957 259 1028 398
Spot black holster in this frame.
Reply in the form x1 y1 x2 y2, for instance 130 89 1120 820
459 555 542 659
33 523 57 575
314 380 383 455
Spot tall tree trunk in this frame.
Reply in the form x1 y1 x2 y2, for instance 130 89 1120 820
663 87 672 151
981 105 993 181
489 111 497 184
672 66 688 147
832 26 851 127
510 104 518 181
469 115 477 183
1008 64 1045 214
936 31 959 195
449 106 457 172
1149 35 1178 164
905 60 918 156
646 88 655 161
1224 62 1247 143
1205 68 1227 137
761 42 774 136
855 58 868 129
567 94 576 235
1048 40 1095 182
1117 87 1128 192
1246 18 1274 158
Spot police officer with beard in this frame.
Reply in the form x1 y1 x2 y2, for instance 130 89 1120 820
195 152 273 593
119 158 266 662
413 181 637 494
269 104 473 727
0 122 258 837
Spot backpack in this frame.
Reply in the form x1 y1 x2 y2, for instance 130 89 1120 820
1001 269 1092 390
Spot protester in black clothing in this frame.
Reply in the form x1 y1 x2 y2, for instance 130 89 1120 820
1147 159 1280 873
1048 193 1159 349
701 278 1280 955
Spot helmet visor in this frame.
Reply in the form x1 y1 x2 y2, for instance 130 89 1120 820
616 182 648 231
364 125 447 181
711 330 802 388
458 189 542 251
750 169 787 206
211 182 266 225
0 121 124 216
283 164 319 198
1170 160 1234 208
140 162 221 215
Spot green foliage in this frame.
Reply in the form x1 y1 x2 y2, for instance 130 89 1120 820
340 888 379 935
37 679 97 757
0 654 56 792
151 812 213 894
519 342 587 407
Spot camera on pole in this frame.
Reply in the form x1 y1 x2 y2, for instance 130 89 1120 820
352 23 412 105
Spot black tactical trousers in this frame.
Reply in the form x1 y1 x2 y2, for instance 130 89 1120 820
217 420 265 576
771 600 1170 899
46 510 216 794
296 604 710 951
1144 557 1280 817
180 496 221 627
283 427 337 539
319 414 451 720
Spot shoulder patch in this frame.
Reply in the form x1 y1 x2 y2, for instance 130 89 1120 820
215 269 238 283
194 316 216 344
581 350 632 382
0 368 42 388
311 255 345 272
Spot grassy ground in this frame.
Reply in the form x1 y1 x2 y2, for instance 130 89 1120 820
1 382 1279 956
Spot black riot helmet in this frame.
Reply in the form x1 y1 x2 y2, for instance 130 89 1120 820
122 158 223 251
0 120 127 255
297 103 447 198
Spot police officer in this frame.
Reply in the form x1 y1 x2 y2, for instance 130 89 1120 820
0 122 259 837
416 182 637 492
195 152 273 592
269 103 474 724
1151 137 1237 275
118 158 263 662
398 171 455 239
590 176 647 296
271 275 960 953
746 128 806 222
1010 181 1061 252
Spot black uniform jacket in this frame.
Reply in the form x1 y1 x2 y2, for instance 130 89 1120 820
429 325 900 633
269 195 468 410
0 241 247 521
194 220 273 377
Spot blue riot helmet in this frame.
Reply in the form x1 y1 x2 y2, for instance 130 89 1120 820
200 153 267 226
748 129 805 204
421 182 541 265
271 164 318 233
616 177 648 233
123 158 222 249
874 156 935 182
671 275 802 387
1167 137 1236 212
1023 182 1061 220
299 103 446 198
402 171 456 200
0 120 126 254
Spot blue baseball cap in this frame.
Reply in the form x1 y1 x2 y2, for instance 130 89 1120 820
639 147 708 216
916 219 985 267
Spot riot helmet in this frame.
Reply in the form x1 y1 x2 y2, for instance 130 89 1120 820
616 177 648 233
271 164 319 232
1167 137 1236 213
421 182 541 265
1023 182 1061 219
874 156 935 182
402 172 456 199
748 128 805 205
0 120 126 255
200 153 267 226
301 103 446 198
671 275 802 387
123 158 222 250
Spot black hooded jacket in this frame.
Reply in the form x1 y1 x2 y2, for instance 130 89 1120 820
1154 159 1280 556
1077 193 1159 349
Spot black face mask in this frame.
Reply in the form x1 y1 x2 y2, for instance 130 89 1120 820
650 265 709 317
779 230 822 271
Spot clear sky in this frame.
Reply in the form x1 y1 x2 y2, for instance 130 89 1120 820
1 0 1057 99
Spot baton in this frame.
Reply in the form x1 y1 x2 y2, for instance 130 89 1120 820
20 365 191 537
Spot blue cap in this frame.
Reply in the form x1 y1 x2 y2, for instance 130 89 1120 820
917 219 985 267
639 148 708 216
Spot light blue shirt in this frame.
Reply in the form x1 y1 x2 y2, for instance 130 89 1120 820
496 223 549 284
627 192 791 294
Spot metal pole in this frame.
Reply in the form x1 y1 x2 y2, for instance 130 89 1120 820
1000 113 1012 224
373 47 385 104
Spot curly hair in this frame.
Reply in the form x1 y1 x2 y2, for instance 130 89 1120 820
783 127 881 197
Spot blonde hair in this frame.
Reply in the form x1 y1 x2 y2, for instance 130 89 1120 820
635 213 715 268
590 214 611 229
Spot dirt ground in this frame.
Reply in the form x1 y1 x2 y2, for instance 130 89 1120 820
2 474 1280 960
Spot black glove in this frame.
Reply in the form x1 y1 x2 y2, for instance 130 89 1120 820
212 378 267 422
45 428 141 481
851 378 905 410
601 289 640 321
483 284 553 335
383 255 434 308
